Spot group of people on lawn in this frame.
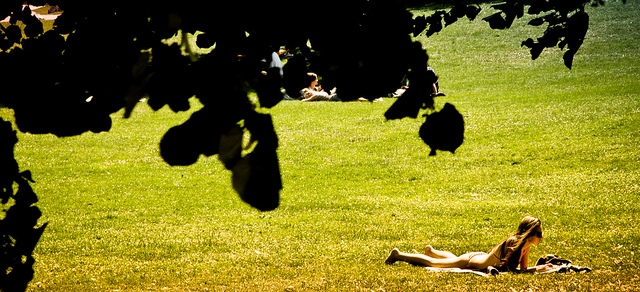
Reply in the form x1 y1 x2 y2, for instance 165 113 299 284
264 49 444 102
283 69 444 102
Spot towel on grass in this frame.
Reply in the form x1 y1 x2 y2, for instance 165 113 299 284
424 255 592 277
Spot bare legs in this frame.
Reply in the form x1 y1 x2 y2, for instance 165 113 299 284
385 247 468 268
385 248 401 264
386 246 498 270
424 245 456 259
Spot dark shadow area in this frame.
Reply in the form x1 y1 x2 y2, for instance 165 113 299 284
401 0 501 10
1 119 48 292
419 102 465 156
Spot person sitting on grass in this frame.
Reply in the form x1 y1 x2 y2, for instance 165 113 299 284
299 73 377 102
385 216 544 272
299 72 339 101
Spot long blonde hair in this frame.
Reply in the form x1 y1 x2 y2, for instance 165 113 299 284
504 216 542 270
516 216 541 238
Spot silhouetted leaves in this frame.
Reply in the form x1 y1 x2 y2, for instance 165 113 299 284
1 119 47 292
412 3 482 35
443 12 457 27
0 0 618 215
530 44 545 60
426 11 444 36
413 15 428 36
561 11 589 69
230 113 281 211
0 120 19 204
444 2 473 26
520 8 589 67
5 24 22 44
482 1 597 68
419 103 465 156
384 88 426 120
384 44 437 120
255 67 284 109
562 50 578 69
160 107 234 166
159 124 202 167
465 5 482 20
218 125 244 170
146 43 194 112
23 15 44 38
483 12 507 29
528 2 552 15
539 26 565 48
449 2 468 19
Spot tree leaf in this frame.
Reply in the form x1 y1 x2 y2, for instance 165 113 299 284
426 13 443 36
5 24 22 43
19 170 34 183
231 113 281 211
23 16 44 38
530 44 544 60
233 151 281 212
466 5 482 21
563 50 575 69
256 67 284 109
449 3 467 18
565 11 589 51
159 122 201 166
482 12 507 30
384 88 423 120
419 103 464 156
413 15 427 37
538 26 564 48
52 11 76 35
218 125 244 170
444 12 458 27
521 38 535 48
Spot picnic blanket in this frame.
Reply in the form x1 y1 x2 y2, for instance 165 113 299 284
425 254 592 277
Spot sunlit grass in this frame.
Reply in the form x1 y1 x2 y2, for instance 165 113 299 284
0 1 639 291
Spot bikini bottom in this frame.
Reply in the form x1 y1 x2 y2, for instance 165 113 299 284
466 252 489 269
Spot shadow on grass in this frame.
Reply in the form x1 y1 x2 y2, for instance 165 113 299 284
1 119 48 292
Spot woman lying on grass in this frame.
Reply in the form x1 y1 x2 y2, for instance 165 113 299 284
385 216 544 272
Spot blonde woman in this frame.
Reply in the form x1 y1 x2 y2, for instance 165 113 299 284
385 216 544 271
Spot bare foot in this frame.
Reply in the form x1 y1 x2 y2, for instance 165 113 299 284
385 248 400 264
424 244 433 255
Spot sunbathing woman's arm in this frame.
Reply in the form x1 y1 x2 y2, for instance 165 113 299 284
519 246 530 269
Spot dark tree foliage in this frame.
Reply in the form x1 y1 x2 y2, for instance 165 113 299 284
0 0 611 212
1 120 47 292
419 102 465 156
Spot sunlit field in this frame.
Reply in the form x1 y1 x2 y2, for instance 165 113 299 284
1 2 639 291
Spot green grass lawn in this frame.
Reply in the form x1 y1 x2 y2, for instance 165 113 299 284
2 2 639 291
